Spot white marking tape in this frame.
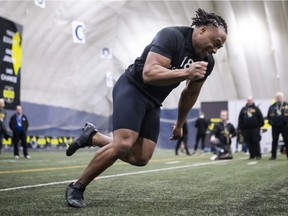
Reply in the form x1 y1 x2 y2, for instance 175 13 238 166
165 161 180 165
247 161 258 165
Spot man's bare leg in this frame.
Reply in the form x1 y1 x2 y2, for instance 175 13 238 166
66 122 133 156
91 132 112 147
78 129 155 186
68 124 156 166
91 132 155 165
65 129 156 208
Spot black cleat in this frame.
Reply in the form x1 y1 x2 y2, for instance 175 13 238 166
66 122 98 156
65 182 86 208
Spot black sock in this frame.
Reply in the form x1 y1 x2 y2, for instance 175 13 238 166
88 131 97 145
73 181 85 190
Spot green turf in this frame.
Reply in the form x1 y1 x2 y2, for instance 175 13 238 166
0 148 287 216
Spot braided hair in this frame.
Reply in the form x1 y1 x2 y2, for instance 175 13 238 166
191 8 228 33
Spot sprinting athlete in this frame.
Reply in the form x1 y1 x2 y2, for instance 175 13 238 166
65 8 228 208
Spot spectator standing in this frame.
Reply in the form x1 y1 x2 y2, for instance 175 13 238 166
238 96 264 160
0 98 8 155
0 98 7 122
175 121 190 155
267 92 288 160
9 105 30 159
193 112 209 153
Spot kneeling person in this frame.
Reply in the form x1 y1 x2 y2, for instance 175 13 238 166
210 110 236 160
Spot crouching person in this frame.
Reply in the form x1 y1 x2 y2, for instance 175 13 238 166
210 110 236 160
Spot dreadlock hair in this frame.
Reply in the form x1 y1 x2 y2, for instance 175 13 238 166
191 8 228 33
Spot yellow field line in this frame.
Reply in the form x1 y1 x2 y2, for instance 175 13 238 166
0 156 194 175
0 165 86 174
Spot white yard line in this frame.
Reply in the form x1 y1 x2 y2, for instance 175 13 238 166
0 158 245 192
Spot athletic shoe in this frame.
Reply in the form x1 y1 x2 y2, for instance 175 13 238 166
25 155 31 159
15 155 19 159
221 153 233 160
66 122 98 156
65 182 86 208
210 154 218 161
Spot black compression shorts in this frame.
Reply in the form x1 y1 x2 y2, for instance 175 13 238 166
112 73 160 143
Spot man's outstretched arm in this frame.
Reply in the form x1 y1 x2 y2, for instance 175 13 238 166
171 80 204 140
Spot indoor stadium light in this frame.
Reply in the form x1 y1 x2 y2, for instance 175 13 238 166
238 14 268 51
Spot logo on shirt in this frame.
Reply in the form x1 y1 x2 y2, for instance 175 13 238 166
180 56 194 69
169 56 194 70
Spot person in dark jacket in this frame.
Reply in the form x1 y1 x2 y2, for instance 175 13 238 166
175 121 190 155
193 112 209 153
210 110 236 160
0 98 8 155
238 96 264 160
9 105 30 159
267 92 288 160
0 120 10 156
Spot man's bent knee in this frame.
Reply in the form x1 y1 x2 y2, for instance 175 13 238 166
118 146 152 166
132 157 150 166
113 129 139 157
113 142 133 157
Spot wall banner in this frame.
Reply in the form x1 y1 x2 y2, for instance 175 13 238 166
0 17 23 110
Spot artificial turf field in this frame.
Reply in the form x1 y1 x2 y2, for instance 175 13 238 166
0 148 287 216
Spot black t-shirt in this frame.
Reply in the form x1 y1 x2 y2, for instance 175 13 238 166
125 26 215 105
